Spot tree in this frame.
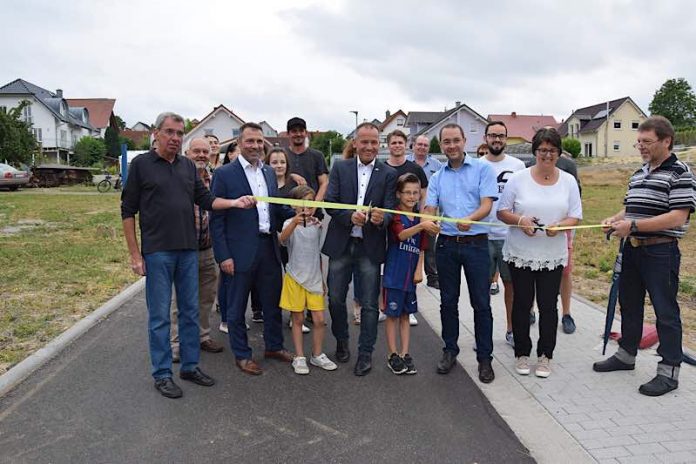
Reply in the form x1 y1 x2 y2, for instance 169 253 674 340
184 118 196 133
309 130 346 162
649 78 696 129
0 100 39 165
114 115 126 130
429 136 441 153
73 137 107 167
562 137 581 158
104 126 121 157
119 135 136 150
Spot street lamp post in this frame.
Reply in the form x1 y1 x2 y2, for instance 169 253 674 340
349 110 358 129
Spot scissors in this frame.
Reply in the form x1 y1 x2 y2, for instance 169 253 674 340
531 217 545 233
365 201 373 224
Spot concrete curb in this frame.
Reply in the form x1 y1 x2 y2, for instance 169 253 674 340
0 277 145 398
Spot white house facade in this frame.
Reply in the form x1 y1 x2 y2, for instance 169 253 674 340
182 104 245 152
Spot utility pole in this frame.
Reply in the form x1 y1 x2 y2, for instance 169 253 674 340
350 110 358 129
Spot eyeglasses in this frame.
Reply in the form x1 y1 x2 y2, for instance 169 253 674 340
486 133 507 140
632 139 659 148
161 128 184 137
536 148 559 157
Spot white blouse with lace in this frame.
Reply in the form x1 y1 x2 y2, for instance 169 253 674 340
498 168 583 271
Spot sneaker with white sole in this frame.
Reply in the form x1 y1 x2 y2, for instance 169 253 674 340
288 319 311 334
535 355 551 378
310 353 338 371
219 322 228 334
505 331 515 348
292 356 310 375
515 356 530 375
409 314 418 326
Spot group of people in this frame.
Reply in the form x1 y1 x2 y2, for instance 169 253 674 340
121 111 694 399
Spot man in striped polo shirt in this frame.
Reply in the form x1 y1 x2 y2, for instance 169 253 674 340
594 116 696 396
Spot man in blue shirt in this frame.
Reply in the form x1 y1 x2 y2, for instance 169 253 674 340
424 123 498 383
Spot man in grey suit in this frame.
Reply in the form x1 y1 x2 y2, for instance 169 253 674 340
322 122 397 376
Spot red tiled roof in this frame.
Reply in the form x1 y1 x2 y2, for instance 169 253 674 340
488 113 559 142
65 98 116 129
121 129 150 145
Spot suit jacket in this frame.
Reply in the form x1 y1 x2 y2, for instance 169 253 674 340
322 157 397 264
210 158 294 273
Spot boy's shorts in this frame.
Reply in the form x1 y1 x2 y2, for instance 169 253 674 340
488 239 512 282
280 274 325 312
382 288 418 317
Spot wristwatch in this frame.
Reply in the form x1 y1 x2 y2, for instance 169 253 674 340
630 219 639 234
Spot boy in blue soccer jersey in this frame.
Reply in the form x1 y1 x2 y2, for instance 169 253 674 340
382 173 441 374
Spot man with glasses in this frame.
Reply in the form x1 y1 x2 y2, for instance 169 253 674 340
408 135 443 289
122 112 256 399
424 123 498 383
479 121 525 348
594 116 696 396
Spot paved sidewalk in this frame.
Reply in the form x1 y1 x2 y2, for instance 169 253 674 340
417 281 696 464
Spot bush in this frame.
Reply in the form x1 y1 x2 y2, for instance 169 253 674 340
73 137 107 167
562 137 581 158
429 136 441 153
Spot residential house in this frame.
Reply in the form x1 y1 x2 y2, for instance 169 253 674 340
131 121 151 132
65 98 117 137
558 97 647 157
406 101 489 153
120 129 150 148
182 104 245 152
259 121 278 138
487 112 559 145
0 78 100 164
378 110 408 148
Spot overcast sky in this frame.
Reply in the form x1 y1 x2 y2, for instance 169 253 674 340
2 0 695 135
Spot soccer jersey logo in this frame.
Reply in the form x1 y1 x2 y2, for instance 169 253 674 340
389 301 398 311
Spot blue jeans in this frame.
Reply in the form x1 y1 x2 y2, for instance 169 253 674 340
143 250 199 380
328 239 381 354
436 237 493 361
619 241 682 366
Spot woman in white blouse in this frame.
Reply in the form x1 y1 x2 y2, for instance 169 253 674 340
497 128 582 378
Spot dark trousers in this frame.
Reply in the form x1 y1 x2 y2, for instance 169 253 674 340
424 232 438 283
509 264 563 359
224 236 284 359
327 239 381 354
436 237 493 361
619 241 682 366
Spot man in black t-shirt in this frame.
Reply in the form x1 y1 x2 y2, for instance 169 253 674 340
285 117 329 202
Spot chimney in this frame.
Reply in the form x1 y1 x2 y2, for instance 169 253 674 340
56 89 63 98
511 111 517 117
385 110 391 119
455 101 461 107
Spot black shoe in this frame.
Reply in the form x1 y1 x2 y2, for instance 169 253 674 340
593 355 635 372
252 311 263 323
478 359 495 383
427 279 440 290
639 375 678 396
402 353 417 375
180 367 215 387
529 311 536 325
354 353 372 376
437 351 457 374
387 353 407 375
335 339 350 363
561 314 576 334
154 377 183 399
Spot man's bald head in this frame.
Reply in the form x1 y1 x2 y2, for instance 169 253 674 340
187 137 211 169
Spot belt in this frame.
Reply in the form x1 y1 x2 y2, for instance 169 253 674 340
629 236 676 247
440 233 488 244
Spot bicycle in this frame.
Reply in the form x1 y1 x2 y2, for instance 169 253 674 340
97 174 122 193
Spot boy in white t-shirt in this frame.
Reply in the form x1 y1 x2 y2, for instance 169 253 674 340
479 121 526 347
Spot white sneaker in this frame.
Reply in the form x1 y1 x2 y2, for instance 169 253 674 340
288 319 311 334
378 312 387 322
219 322 228 334
535 355 551 378
515 356 530 375
292 356 309 375
310 353 338 371
409 314 418 326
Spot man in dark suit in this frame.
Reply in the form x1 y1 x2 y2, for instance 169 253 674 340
323 122 397 376
210 122 295 375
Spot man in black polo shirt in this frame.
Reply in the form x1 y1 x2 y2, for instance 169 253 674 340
121 112 255 399
595 116 696 396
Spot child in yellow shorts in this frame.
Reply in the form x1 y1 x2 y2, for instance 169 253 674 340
279 185 337 375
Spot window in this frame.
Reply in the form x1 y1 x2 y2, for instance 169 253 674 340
613 120 622 129
584 143 593 157
613 141 620 151
231 128 240 137
22 104 33 124
632 121 640 130
470 123 478 133
33 128 42 142
396 118 404 127
60 130 67 147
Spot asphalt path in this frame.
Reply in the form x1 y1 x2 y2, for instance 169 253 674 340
0 290 534 464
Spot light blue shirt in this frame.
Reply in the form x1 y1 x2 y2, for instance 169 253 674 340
426 154 498 236
406 154 443 181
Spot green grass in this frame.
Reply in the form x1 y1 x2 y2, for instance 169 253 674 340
0 192 139 373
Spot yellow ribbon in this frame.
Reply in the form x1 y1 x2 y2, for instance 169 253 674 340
253 196 602 231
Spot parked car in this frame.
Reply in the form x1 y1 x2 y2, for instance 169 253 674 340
0 163 30 191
